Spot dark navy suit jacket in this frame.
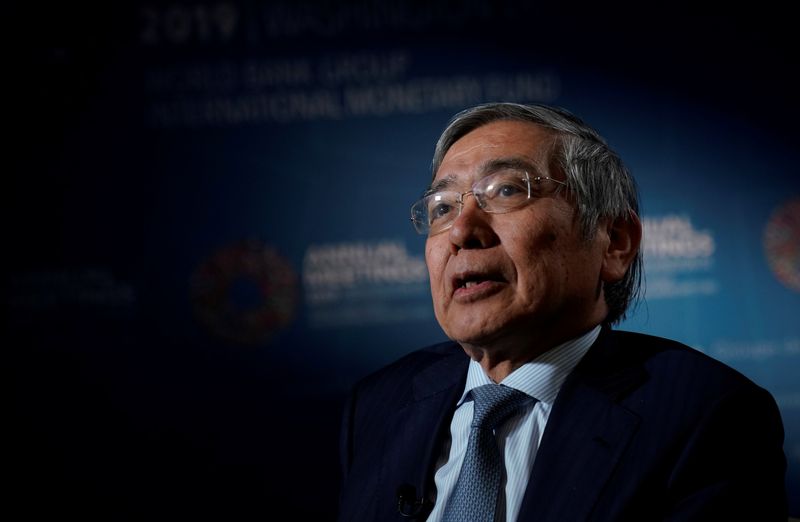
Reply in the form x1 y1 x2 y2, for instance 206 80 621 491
338 328 787 521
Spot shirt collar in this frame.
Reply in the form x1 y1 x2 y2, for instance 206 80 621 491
457 325 601 406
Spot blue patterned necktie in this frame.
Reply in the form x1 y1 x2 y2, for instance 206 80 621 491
442 384 532 522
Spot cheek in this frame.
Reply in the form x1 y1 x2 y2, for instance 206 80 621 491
507 219 565 294
425 241 449 322
425 241 446 288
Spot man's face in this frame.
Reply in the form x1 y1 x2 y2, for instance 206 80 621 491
425 120 612 351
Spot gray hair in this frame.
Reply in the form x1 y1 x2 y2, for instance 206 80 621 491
431 102 642 325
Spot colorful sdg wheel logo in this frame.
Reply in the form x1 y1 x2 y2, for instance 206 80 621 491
191 240 298 344
763 197 800 293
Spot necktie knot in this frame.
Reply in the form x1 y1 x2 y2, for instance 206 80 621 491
470 384 531 430
441 383 533 522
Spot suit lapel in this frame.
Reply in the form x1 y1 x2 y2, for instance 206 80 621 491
517 329 646 521
377 345 469 520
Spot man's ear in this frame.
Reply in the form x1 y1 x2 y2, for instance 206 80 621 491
601 211 642 283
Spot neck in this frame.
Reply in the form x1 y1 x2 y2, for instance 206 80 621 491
460 341 550 383
459 323 602 382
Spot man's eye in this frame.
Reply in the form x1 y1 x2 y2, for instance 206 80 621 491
485 179 528 200
497 183 525 197
428 202 453 222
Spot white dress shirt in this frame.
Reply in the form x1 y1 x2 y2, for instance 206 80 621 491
426 325 600 522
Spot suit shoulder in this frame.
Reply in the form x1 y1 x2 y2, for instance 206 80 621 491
608 329 768 394
353 341 463 394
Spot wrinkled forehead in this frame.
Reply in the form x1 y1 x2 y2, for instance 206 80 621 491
432 120 558 187
427 157 546 195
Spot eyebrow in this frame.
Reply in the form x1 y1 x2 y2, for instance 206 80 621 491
424 156 545 196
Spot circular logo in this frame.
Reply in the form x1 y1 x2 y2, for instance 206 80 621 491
763 197 800 292
190 240 298 344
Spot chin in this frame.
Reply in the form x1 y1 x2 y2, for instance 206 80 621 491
445 322 505 347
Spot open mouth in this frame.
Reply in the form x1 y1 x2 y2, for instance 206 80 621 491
453 272 506 295
457 277 493 289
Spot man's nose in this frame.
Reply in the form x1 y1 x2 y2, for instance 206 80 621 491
447 195 498 252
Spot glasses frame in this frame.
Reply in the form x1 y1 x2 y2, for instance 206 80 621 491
410 170 567 236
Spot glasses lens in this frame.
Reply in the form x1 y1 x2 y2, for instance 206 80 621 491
411 170 565 235
410 199 429 234
411 192 459 235
476 169 530 212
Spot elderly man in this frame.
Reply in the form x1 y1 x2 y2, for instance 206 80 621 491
337 103 787 521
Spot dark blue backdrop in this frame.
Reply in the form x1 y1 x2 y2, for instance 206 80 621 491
9 2 799 519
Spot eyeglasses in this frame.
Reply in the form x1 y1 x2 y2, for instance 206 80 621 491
410 169 567 235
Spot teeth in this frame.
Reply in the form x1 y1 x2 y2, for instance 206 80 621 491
464 281 478 288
